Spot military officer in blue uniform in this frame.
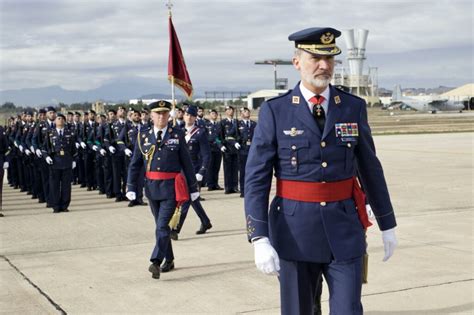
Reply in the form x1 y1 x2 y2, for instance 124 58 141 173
195 106 207 128
126 100 200 279
245 27 398 315
237 107 256 198
32 106 56 207
81 110 97 191
104 106 128 202
118 108 147 207
44 114 77 213
220 105 240 194
170 105 212 240
0 124 10 216
205 109 223 191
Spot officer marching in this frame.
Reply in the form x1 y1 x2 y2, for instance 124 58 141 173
170 105 213 240
126 100 200 279
244 27 398 314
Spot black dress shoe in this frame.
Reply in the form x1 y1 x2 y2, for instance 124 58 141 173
0 213 4 217
80 184 86 188
196 222 212 235
38 199 46 204
161 260 175 273
240 193 244 198
106 194 114 199
61 209 69 212
215 186 224 190
128 200 137 207
87 187 93 191
170 230 179 241
224 190 232 194
198 196 206 201
53 209 60 213
98 191 105 195
148 263 161 279
207 187 216 191
115 196 125 202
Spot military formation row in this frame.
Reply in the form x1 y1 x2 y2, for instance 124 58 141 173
0 104 257 214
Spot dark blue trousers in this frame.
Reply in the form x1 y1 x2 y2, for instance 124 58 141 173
176 199 211 233
206 150 222 189
223 152 238 192
279 257 363 315
239 153 248 195
49 168 72 211
148 198 176 263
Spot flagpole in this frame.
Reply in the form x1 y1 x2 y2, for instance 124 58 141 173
167 0 176 125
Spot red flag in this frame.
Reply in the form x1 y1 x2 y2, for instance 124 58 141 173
168 16 193 99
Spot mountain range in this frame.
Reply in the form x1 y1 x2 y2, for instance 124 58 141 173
0 77 174 107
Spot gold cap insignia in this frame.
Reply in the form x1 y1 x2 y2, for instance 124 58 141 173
334 95 341 104
320 32 334 44
159 101 165 107
292 96 300 104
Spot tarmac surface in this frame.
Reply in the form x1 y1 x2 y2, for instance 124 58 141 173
1 132 473 314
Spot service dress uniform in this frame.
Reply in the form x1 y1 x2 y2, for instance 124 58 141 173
205 115 223 190
245 28 397 315
127 101 198 278
220 113 240 193
174 107 212 235
45 126 77 212
237 117 256 197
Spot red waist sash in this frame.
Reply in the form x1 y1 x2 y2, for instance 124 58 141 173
145 171 189 207
276 177 372 229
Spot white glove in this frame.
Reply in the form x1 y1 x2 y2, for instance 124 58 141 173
19 145 24 152
30 146 35 152
109 146 116 154
126 191 136 201
25 149 31 156
75 142 80 149
196 173 203 182
124 148 132 157
235 143 241 150
14 142 18 148
100 149 106 156
253 237 280 275
382 228 398 262
190 192 200 201
72 161 76 169
220 146 227 153
80 142 87 149
35 149 43 158
3 162 8 169
92 145 98 151
45 156 53 165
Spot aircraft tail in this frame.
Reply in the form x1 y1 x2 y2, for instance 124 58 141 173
392 85 403 102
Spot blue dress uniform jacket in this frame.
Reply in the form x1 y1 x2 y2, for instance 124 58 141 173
45 128 77 169
127 126 199 200
184 126 211 177
237 119 257 155
245 83 396 263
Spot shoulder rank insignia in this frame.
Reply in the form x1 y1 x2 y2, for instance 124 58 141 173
284 127 304 137
334 95 341 104
292 96 300 104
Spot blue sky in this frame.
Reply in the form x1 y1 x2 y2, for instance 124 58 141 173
1 0 472 93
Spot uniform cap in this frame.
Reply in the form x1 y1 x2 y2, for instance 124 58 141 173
185 105 198 117
148 100 172 113
289 27 342 56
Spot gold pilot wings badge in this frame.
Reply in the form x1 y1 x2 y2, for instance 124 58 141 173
284 127 304 137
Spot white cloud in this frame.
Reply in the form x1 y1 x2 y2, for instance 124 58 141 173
0 0 472 92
